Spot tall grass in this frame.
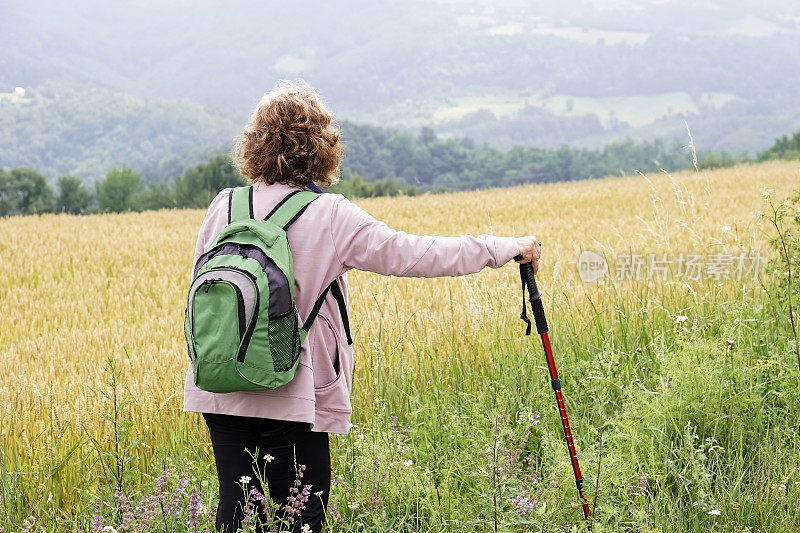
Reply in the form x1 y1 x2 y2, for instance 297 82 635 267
0 161 798 531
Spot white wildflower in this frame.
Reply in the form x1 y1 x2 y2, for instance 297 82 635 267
103 527 118 533
263 454 274 463
239 475 251 484
721 225 731 234
301 525 312 533
314 490 324 497
404 459 413 467
675 315 689 324
707 509 721 515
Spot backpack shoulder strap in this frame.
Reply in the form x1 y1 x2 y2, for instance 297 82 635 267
228 186 254 223
264 190 319 230
301 279 353 345
266 189 354 345
329 279 353 345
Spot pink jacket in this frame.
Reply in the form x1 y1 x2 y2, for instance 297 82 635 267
183 181 520 434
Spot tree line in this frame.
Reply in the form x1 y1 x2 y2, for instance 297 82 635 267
2 125 797 217
0 155 421 217
0 155 240 216
758 129 800 161
338 122 754 188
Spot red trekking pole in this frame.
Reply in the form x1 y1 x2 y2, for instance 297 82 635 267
515 254 591 521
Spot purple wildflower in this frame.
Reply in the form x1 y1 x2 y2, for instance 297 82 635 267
188 489 202 531
283 465 309 524
250 486 267 505
113 491 135 530
510 493 537 515
522 457 540 486
509 463 545 517
243 485 270 528
331 477 361 513
242 498 257 529
131 467 172 528
299 484 312 507
112 467 182 532
388 413 410 454
366 456 389 511
92 499 103 532
328 504 345 526
166 469 189 515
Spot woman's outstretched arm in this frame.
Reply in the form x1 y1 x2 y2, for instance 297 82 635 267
329 195 538 277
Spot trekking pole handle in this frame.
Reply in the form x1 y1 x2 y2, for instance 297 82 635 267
514 254 549 334
515 256 541 301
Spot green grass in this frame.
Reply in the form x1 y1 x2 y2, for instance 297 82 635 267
2 278 799 532
325 289 800 532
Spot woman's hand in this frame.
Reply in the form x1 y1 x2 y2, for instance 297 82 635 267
515 236 541 273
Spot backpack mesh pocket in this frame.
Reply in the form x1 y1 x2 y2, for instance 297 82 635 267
269 308 300 373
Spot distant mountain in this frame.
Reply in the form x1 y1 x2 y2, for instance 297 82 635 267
1 0 799 177
0 85 239 182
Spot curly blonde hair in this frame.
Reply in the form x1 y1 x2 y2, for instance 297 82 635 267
231 81 342 187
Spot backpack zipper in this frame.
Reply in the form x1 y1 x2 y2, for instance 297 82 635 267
189 267 259 363
230 268 260 363
229 282 246 339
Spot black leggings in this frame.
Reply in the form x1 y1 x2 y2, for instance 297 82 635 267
203 413 331 533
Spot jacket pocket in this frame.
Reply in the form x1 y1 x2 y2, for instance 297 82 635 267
312 314 352 415
312 313 341 390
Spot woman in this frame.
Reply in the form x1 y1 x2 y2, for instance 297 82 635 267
184 81 541 532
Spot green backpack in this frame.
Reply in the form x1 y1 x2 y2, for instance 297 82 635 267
183 186 352 393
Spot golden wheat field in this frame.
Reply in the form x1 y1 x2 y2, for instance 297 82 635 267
0 161 798 517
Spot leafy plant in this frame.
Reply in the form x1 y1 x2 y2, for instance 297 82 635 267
761 187 800 372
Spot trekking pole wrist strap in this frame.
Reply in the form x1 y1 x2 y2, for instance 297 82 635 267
515 256 549 335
